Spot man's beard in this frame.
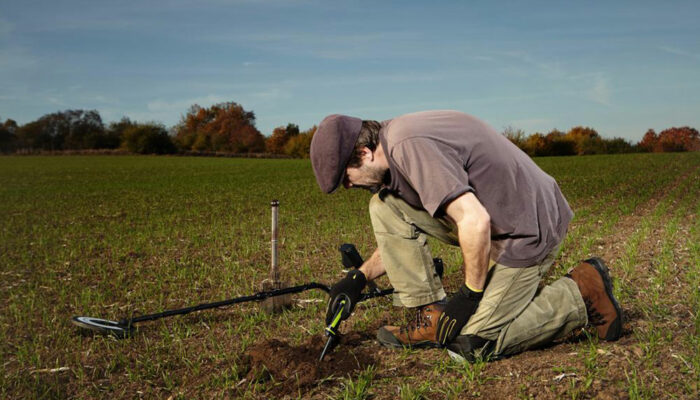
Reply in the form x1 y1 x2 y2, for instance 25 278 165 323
351 164 388 194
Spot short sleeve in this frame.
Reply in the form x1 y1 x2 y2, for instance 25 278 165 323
391 138 474 216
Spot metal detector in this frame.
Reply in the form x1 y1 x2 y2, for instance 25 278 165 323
71 243 442 341
71 281 332 338
71 201 441 347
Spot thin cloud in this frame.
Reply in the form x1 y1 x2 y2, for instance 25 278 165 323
658 46 700 61
495 50 565 79
46 96 67 106
250 88 291 102
242 61 268 67
586 76 611 106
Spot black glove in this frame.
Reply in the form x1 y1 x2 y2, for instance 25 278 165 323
436 284 484 346
325 269 367 325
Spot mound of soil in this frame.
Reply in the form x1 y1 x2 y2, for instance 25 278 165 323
242 332 376 394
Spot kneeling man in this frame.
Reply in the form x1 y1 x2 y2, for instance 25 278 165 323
310 110 623 361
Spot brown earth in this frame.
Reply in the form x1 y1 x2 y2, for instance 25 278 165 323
238 331 377 397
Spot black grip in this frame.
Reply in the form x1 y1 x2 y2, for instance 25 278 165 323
433 258 444 278
339 243 364 269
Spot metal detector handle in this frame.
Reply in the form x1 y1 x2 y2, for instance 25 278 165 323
339 243 363 268
320 297 346 361
339 243 380 294
433 257 444 279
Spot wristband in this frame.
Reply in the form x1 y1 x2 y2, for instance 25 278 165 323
465 282 484 293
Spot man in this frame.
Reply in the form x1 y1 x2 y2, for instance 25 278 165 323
310 110 623 361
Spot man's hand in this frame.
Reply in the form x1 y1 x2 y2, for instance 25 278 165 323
436 284 484 345
326 269 367 325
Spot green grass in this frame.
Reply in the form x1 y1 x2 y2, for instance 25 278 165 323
337 365 375 400
1 152 699 399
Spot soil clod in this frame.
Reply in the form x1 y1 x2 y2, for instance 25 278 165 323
242 333 377 394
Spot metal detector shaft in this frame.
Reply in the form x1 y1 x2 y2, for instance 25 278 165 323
360 288 394 301
119 282 330 326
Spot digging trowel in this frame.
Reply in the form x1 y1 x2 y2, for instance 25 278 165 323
319 244 366 361
319 296 347 361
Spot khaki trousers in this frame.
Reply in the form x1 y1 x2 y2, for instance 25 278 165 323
369 190 588 357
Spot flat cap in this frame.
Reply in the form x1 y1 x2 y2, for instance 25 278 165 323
310 114 363 193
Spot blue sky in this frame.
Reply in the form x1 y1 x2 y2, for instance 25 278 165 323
1 0 699 141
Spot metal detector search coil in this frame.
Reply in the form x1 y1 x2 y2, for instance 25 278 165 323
71 316 134 338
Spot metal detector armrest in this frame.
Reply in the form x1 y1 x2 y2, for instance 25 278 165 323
339 243 381 294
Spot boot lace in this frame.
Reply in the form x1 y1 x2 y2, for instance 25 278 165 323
400 306 432 334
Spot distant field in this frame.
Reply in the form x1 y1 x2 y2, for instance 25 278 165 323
1 153 698 399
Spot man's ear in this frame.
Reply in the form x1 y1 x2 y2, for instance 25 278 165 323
362 146 374 161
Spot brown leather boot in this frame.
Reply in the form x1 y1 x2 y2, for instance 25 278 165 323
376 302 444 348
566 257 623 341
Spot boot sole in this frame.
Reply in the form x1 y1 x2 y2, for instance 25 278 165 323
584 257 624 341
375 327 442 349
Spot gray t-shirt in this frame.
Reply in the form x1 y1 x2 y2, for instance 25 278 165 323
378 110 573 268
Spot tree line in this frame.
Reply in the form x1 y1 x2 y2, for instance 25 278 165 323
502 125 699 156
1 102 698 157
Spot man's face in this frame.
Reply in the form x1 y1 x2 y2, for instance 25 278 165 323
343 154 386 193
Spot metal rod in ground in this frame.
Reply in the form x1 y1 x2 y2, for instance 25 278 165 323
271 199 279 282
261 199 293 312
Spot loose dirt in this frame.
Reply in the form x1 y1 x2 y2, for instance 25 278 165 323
240 332 377 396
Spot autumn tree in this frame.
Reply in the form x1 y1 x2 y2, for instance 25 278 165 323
566 126 604 155
546 129 576 156
234 125 266 153
173 102 264 153
265 123 299 154
656 126 700 152
638 129 658 152
567 126 598 140
284 125 316 158
523 133 549 156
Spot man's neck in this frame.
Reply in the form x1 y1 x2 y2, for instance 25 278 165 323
373 143 389 170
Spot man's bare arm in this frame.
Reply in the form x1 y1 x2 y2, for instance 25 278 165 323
359 248 386 281
444 192 491 291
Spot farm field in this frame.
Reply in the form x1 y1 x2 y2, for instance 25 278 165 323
1 153 699 399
